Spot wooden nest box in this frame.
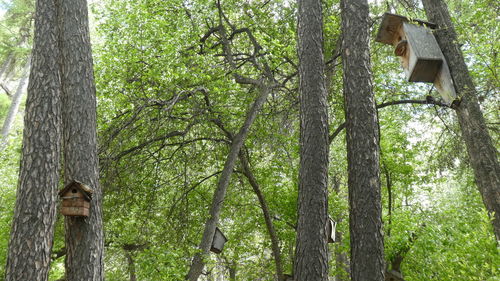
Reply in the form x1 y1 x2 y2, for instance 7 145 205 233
376 13 457 104
327 217 337 243
210 227 227 254
58 180 93 217
376 13 441 82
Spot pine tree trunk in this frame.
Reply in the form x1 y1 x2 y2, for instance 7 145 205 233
294 0 330 279
59 0 104 280
341 0 385 280
422 0 500 242
4 0 61 280
1 61 30 143
187 86 271 280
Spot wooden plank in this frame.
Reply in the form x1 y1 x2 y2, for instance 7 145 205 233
434 61 457 104
62 199 90 208
376 13 436 45
61 206 89 217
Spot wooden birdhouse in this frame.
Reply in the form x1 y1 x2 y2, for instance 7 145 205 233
284 274 294 281
210 227 227 254
58 180 93 217
375 13 457 104
327 217 337 243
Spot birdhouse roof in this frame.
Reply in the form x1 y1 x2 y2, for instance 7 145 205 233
375 13 437 45
58 180 93 201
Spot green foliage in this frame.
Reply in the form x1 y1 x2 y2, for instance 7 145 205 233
0 130 22 277
0 93 9 121
0 0 497 279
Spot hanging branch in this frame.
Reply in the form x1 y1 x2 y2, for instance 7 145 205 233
329 98 451 143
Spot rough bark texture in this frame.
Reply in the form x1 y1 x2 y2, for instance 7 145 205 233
187 86 270 280
239 151 284 281
341 0 385 280
59 0 104 280
1 61 30 142
422 0 500 242
4 0 61 279
294 0 330 279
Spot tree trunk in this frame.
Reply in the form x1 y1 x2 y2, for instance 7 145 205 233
239 151 285 281
422 0 500 242
125 251 137 281
0 53 14 82
341 0 385 280
1 60 30 144
294 0 330 279
4 0 61 280
59 0 104 280
186 86 271 280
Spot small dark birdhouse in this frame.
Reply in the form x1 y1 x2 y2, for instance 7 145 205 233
58 180 93 217
376 13 457 104
284 274 294 281
210 227 227 254
327 217 337 243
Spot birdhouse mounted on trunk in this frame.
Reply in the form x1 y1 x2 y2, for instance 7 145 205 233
327 217 337 243
284 274 294 281
58 180 93 217
210 227 227 254
375 13 457 104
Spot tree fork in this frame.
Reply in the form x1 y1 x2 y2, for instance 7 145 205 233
186 85 271 280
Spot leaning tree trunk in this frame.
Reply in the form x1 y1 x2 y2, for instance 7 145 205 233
1 60 30 144
422 0 500 242
0 53 14 82
239 151 285 281
4 0 61 280
187 86 271 280
341 0 385 280
294 0 330 279
59 0 104 280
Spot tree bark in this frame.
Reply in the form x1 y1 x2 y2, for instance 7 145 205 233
341 0 385 280
239 150 285 281
125 251 137 281
186 86 271 280
1 60 30 144
294 0 330 279
422 0 500 242
59 0 104 280
4 0 61 280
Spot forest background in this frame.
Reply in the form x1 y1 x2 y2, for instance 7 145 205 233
0 0 498 280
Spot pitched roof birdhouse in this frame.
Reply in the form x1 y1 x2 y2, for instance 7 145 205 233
327 217 337 243
210 227 227 254
58 180 93 217
376 13 457 104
